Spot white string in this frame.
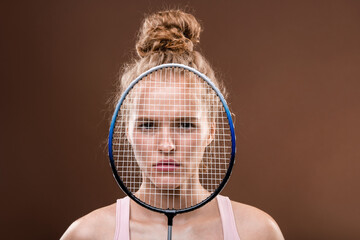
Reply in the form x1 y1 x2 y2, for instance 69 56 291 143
112 66 232 210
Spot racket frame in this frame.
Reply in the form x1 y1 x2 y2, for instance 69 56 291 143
108 63 236 216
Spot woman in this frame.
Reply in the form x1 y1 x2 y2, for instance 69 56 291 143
61 9 284 240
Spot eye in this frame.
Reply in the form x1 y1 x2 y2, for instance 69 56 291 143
138 121 156 130
178 122 197 129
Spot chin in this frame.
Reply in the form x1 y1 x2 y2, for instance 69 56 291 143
151 178 181 190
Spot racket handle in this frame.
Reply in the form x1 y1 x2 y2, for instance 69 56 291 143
166 212 176 240
167 224 172 240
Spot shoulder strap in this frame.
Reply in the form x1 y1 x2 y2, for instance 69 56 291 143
114 196 130 240
217 195 241 240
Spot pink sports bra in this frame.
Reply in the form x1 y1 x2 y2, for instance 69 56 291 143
114 195 240 240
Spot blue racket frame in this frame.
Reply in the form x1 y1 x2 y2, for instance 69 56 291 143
108 63 236 220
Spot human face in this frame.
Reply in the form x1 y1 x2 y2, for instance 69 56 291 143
127 77 213 190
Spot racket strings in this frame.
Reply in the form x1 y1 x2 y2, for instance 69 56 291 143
112 66 231 210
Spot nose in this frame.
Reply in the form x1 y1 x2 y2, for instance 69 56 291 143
158 126 175 153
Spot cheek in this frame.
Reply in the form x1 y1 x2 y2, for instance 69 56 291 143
179 133 205 156
132 132 156 161
133 132 152 146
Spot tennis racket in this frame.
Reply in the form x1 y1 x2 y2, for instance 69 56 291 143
108 63 236 240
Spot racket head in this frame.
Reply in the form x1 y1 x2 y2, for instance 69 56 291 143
108 63 235 215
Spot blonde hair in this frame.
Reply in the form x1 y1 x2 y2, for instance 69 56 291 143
115 9 227 105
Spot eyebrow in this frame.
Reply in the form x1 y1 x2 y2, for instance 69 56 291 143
135 117 157 122
135 117 198 122
174 117 198 122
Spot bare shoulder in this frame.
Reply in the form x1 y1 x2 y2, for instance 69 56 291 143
60 203 117 240
231 201 284 240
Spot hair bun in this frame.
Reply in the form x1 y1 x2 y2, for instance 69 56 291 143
136 10 202 58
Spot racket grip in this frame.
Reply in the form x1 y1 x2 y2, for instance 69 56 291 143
166 212 176 240
167 225 172 240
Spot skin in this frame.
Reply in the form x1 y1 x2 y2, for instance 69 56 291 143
61 77 284 240
129 79 211 209
61 200 284 240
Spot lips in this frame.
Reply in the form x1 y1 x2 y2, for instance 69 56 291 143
154 159 180 172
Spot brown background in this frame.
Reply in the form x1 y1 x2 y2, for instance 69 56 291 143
1 0 360 239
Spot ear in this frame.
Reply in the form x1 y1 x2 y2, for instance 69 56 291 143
126 126 132 144
206 122 216 146
125 113 137 145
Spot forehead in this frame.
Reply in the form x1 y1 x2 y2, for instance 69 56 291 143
132 74 203 118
